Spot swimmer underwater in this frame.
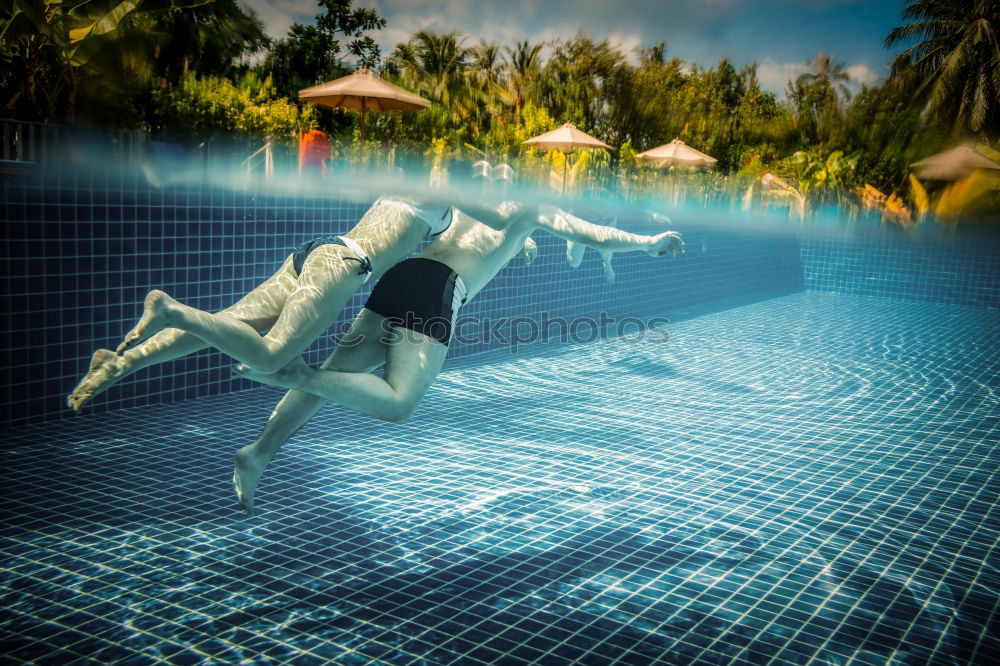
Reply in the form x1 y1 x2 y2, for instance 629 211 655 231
231 199 683 515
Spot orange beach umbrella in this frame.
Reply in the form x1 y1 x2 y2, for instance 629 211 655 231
636 138 717 168
910 143 1000 182
299 67 430 151
523 122 611 193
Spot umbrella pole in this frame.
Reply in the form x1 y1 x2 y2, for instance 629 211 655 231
359 99 367 156
562 153 568 195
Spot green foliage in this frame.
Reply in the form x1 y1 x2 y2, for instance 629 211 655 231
541 34 624 130
779 149 861 208
4 1 997 216
785 53 850 146
260 24 346 100
258 0 385 99
151 71 316 145
886 0 1000 135
482 103 557 161
314 0 384 66
0 0 267 124
145 0 269 83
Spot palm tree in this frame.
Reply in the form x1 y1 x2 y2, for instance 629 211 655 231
885 0 1000 134
503 40 542 112
470 40 502 83
787 53 850 144
800 53 851 101
390 31 495 140
465 40 506 127
391 30 468 105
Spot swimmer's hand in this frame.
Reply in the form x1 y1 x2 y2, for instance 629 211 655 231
520 237 538 265
646 231 684 257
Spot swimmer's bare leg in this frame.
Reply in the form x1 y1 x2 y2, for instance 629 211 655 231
600 250 616 283
68 331 207 411
70 264 296 411
117 249 362 374
233 388 326 517
234 314 447 423
232 309 388 517
116 289 182 353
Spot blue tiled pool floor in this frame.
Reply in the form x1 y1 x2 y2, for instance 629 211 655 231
2 292 998 665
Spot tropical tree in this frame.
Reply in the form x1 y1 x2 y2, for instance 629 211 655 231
145 0 268 84
603 42 686 148
470 40 502 84
885 0 1000 135
0 0 214 123
786 53 850 146
257 0 385 99
839 75 945 190
542 34 624 132
260 24 343 100
502 40 543 113
801 52 852 100
387 30 500 145
390 30 468 105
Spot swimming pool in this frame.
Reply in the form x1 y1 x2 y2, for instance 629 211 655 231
2 170 998 664
3 292 998 664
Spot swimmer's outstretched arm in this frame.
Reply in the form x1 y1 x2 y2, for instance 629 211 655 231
534 206 685 256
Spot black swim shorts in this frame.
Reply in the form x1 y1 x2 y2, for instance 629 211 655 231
365 258 467 346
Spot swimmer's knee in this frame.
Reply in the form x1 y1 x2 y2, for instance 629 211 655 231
381 397 419 423
249 358 285 375
381 406 413 423
251 345 298 374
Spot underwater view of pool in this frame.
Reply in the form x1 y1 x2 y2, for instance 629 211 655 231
3 0 1000 659
2 290 997 664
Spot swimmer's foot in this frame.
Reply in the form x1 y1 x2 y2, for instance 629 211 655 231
231 356 308 389
67 349 125 411
602 260 616 283
233 445 272 517
116 289 179 354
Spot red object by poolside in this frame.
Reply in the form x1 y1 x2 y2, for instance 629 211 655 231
298 130 330 176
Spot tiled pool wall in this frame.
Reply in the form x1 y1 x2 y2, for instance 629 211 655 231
799 222 1000 308
2 169 995 428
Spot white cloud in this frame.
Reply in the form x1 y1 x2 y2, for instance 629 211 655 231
359 0 749 64
607 31 644 64
845 63 878 86
756 58 812 95
755 58 883 98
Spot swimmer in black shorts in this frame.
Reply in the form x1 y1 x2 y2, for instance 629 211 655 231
67 198 454 411
231 202 684 515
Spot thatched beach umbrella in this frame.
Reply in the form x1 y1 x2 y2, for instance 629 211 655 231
523 122 611 193
299 67 430 151
636 138 717 168
910 143 1000 181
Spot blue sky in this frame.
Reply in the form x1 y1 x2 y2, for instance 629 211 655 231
241 0 907 96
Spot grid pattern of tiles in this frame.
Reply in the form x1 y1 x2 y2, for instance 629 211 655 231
2 170 366 427
1 170 799 427
799 225 1000 308
2 292 997 665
